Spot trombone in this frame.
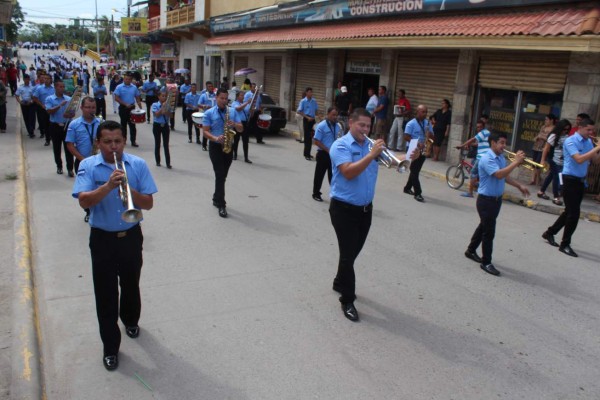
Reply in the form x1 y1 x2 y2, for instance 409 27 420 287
113 152 143 223
503 150 548 173
364 135 411 173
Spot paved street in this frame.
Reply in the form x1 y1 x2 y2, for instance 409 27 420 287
4 49 600 399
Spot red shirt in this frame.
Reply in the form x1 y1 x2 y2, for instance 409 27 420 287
7 67 18 81
397 97 411 111
568 126 578 136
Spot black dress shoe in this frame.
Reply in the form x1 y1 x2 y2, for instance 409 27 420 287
245 159 253 164
257 140 265 144
480 263 500 276
464 250 482 263
188 139 192 143
196 139 201 144
341 303 359 322
167 165 172 169
233 155 237 160
202 146 207 151
414 194 425 202
542 231 559 247
44 142 50 146
103 355 118 371
67 170 74 177
403 188 414 195
312 194 323 202
57 168 63 175
131 143 139 147
125 325 140 338
218 207 228 218
559 244 578 257
156 163 161 167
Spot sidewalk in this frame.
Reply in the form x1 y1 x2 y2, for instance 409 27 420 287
281 122 600 223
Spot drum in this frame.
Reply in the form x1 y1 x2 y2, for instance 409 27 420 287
191 111 204 126
257 114 272 130
130 109 146 124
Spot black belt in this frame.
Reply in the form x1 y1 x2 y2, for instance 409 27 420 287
562 174 585 183
331 198 372 213
154 122 168 127
478 194 503 201
50 122 65 127
91 224 140 238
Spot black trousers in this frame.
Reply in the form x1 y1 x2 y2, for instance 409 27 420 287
468 195 503 265
0 103 6 130
36 107 50 140
20 103 36 136
303 118 315 157
404 153 426 195
89 225 143 356
95 98 106 121
546 176 584 247
329 199 372 304
49 122 73 171
118 106 137 144
186 109 200 141
8 79 17 95
152 123 171 166
233 120 250 160
181 100 187 123
313 150 332 196
249 114 264 143
208 141 233 207
145 95 157 121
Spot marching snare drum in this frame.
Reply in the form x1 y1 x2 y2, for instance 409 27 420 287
191 111 205 126
130 109 146 124
257 114 272 130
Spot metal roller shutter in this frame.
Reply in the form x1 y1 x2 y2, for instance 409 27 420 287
395 51 459 115
295 52 327 113
264 57 282 104
478 52 569 93
234 56 248 76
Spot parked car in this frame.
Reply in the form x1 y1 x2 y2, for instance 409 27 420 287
259 93 287 133
99 53 109 63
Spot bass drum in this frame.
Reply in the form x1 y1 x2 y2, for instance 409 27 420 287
130 109 146 124
257 114 272 130
191 111 204 126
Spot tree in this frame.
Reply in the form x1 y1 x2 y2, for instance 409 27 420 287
6 1 25 43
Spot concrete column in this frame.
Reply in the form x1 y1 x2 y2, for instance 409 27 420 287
562 52 600 123
281 51 295 119
447 49 478 164
325 50 342 112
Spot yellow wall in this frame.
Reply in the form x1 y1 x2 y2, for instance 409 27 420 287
210 0 294 17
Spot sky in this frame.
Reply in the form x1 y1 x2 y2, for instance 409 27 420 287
19 0 145 27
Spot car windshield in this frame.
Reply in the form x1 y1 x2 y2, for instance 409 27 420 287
260 94 276 105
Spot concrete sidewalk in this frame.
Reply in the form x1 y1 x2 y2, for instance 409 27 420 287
281 122 600 223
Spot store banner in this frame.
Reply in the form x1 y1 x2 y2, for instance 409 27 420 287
211 0 565 33
346 61 381 75
121 17 148 36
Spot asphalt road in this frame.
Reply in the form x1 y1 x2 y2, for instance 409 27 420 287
8 48 600 399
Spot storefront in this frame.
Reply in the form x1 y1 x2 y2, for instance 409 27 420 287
150 43 179 75
343 50 382 109
294 51 328 112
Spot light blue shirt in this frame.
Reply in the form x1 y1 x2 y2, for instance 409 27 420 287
114 83 140 106
142 80 158 96
475 129 491 160
562 132 594 178
45 94 71 123
231 100 247 122
313 119 339 152
65 116 100 158
72 153 157 232
297 96 318 118
243 90 261 113
33 84 55 105
92 83 107 100
405 118 432 144
198 91 216 108
179 83 191 96
478 149 506 197
152 101 169 124
16 83 36 104
329 133 379 206
202 106 241 140
184 92 201 110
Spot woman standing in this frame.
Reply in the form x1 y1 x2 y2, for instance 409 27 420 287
151 90 173 168
530 113 556 185
430 99 452 161
537 119 571 205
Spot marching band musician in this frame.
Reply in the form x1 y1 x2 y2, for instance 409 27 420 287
403 104 433 202
329 108 384 322
542 118 600 257
45 79 73 176
244 83 265 145
197 81 216 150
72 120 157 371
113 72 142 147
66 96 100 221
151 89 173 169
232 90 252 163
464 132 530 276
312 106 340 202
184 83 201 144
141 74 158 124
33 73 55 146
202 88 243 218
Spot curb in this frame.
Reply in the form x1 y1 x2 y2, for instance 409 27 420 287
10 109 43 399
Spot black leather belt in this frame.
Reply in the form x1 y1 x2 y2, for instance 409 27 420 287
91 224 139 238
478 194 503 201
331 198 372 213
562 174 585 183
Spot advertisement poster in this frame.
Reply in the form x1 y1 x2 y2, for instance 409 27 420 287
121 17 148 36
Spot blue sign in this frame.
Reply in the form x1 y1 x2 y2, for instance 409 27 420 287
0 26 5 42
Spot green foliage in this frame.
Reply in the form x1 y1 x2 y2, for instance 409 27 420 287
6 1 25 43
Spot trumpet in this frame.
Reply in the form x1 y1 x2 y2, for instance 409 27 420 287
503 150 548 173
63 86 83 119
364 135 410 173
113 152 143 223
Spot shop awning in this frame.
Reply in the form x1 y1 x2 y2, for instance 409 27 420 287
206 7 600 52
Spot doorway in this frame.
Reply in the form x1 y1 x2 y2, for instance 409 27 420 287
343 73 379 110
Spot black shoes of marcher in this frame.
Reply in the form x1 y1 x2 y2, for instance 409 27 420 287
67 170 74 177
480 263 500 276
131 143 139 147
257 140 265 144
103 355 118 371
233 155 237 160
44 142 50 146
341 303 359 322
57 168 63 175
542 231 559 247
312 194 323 202
202 146 207 151
414 194 425 202
245 159 253 164
403 188 414 195
559 244 578 257
464 250 482 263
125 325 140 338
218 207 228 218
188 139 192 143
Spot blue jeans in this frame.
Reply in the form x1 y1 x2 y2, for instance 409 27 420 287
540 160 562 198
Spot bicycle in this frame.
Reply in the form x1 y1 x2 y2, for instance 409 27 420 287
446 146 474 190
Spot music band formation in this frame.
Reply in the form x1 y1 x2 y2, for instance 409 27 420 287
7 53 600 372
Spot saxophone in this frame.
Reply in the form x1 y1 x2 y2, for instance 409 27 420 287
63 86 83 119
222 105 236 154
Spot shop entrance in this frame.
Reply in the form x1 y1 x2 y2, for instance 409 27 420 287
343 73 379 110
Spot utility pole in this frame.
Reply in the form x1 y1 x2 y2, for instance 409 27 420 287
126 0 131 67
95 0 100 55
